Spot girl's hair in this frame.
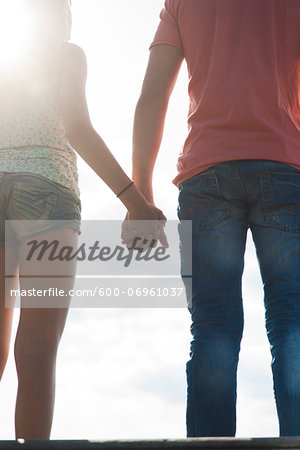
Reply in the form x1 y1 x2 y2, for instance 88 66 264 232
17 0 74 81
28 0 72 46
0 0 73 89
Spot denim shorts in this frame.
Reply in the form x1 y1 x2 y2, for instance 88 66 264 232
0 172 81 246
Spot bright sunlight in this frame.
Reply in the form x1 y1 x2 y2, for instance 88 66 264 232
0 0 33 70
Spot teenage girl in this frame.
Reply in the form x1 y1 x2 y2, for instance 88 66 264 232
0 0 166 439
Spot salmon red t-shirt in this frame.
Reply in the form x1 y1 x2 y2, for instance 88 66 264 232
150 0 300 186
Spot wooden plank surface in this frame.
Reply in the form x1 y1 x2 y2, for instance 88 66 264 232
1 437 300 450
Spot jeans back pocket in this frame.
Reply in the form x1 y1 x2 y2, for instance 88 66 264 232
12 180 57 220
177 171 230 231
260 171 300 233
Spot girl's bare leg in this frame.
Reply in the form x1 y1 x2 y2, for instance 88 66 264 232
0 246 19 379
14 228 77 439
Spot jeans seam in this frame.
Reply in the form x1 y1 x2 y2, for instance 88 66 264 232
233 161 247 199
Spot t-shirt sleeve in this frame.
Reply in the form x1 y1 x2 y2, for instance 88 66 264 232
150 0 183 53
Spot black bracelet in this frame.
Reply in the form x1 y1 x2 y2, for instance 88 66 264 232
116 180 134 198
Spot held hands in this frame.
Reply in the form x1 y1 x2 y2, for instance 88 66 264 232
121 202 169 252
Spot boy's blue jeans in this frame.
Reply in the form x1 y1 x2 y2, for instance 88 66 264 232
177 160 300 437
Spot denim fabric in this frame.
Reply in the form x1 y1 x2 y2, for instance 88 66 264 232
177 160 300 437
0 172 81 246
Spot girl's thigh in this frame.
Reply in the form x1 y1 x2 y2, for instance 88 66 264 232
17 227 78 345
0 246 19 369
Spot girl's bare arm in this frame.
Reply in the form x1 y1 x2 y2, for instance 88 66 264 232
58 43 165 221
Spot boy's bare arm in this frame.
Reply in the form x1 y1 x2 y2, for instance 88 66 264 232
132 44 183 203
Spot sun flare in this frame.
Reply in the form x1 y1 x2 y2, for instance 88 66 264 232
0 0 34 70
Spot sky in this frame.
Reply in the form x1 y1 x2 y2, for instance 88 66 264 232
0 0 280 439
